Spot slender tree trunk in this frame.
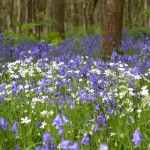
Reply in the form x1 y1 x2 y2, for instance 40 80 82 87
71 0 79 27
99 0 105 29
2 0 6 30
83 0 88 32
144 0 147 27
128 0 132 27
46 0 52 33
10 0 14 32
134 0 142 26
103 0 124 56
28 0 33 23
89 0 99 25
52 0 65 37
16 0 21 33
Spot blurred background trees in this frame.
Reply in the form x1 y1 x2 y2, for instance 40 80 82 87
0 0 150 39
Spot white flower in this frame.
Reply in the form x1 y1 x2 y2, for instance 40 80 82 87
137 109 142 113
40 121 47 129
40 110 48 116
110 132 116 136
140 87 149 96
134 75 141 80
104 69 111 76
75 70 80 74
99 144 109 150
21 117 31 124
79 79 83 82
49 111 54 115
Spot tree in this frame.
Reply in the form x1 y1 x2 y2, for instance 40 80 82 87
103 0 124 57
52 0 65 37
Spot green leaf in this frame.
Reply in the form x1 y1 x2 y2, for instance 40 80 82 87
40 18 57 26
21 23 39 31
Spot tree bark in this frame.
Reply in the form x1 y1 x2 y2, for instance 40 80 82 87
83 0 88 32
16 0 21 33
128 0 132 27
71 0 79 27
52 0 65 37
103 0 124 56
89 0 99 25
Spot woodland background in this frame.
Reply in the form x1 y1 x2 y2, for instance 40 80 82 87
0 0 150 38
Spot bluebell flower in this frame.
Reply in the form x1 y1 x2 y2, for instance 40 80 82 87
93 123 100 133
43 132 51 142
53 114 69 129
14 146 21 150
97 113 106 129
53 114 63 128
58 126 64 136
147 60 150 68
35 146 41 150
0 33 4 42
111 51 117 60
81 133 91 145
7 38 14 43
59 139 71 149
4 122 9 130
42 141 51 150
12 121 18 134
0 117 5 127
95 103 101 110
51 140 56 150
61 115 69 124
40 39 45 45
132 129 143 147
69 142 79 150
36 121 42 127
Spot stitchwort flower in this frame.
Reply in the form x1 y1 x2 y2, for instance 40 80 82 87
21 117 31 124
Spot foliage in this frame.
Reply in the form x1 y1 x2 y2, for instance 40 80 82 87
65 24 102 38
0 32 150 149
123 27 150 41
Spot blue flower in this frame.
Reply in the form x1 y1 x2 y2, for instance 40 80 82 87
111 51 117 60
69 142 79 150
43 132 51 142
132 129 143 147
7 38 14 43
12 121 18 134
60 139 71 149
58 126 64 136
93 123 100 133
35 146 41 150
4 122 9 130
53 114 63 128
0 117 5 127
53 114 69 129
81 133 91 145
147 60 150 68
14 146 21 150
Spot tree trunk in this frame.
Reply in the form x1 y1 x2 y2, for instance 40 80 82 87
99 0 105 29
128 0 132 27
83 0 88 32
46 0 52 33
103 0 124 56
71 0 79 27
89 0 99 25
16 0 21 33
52 0 65 37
